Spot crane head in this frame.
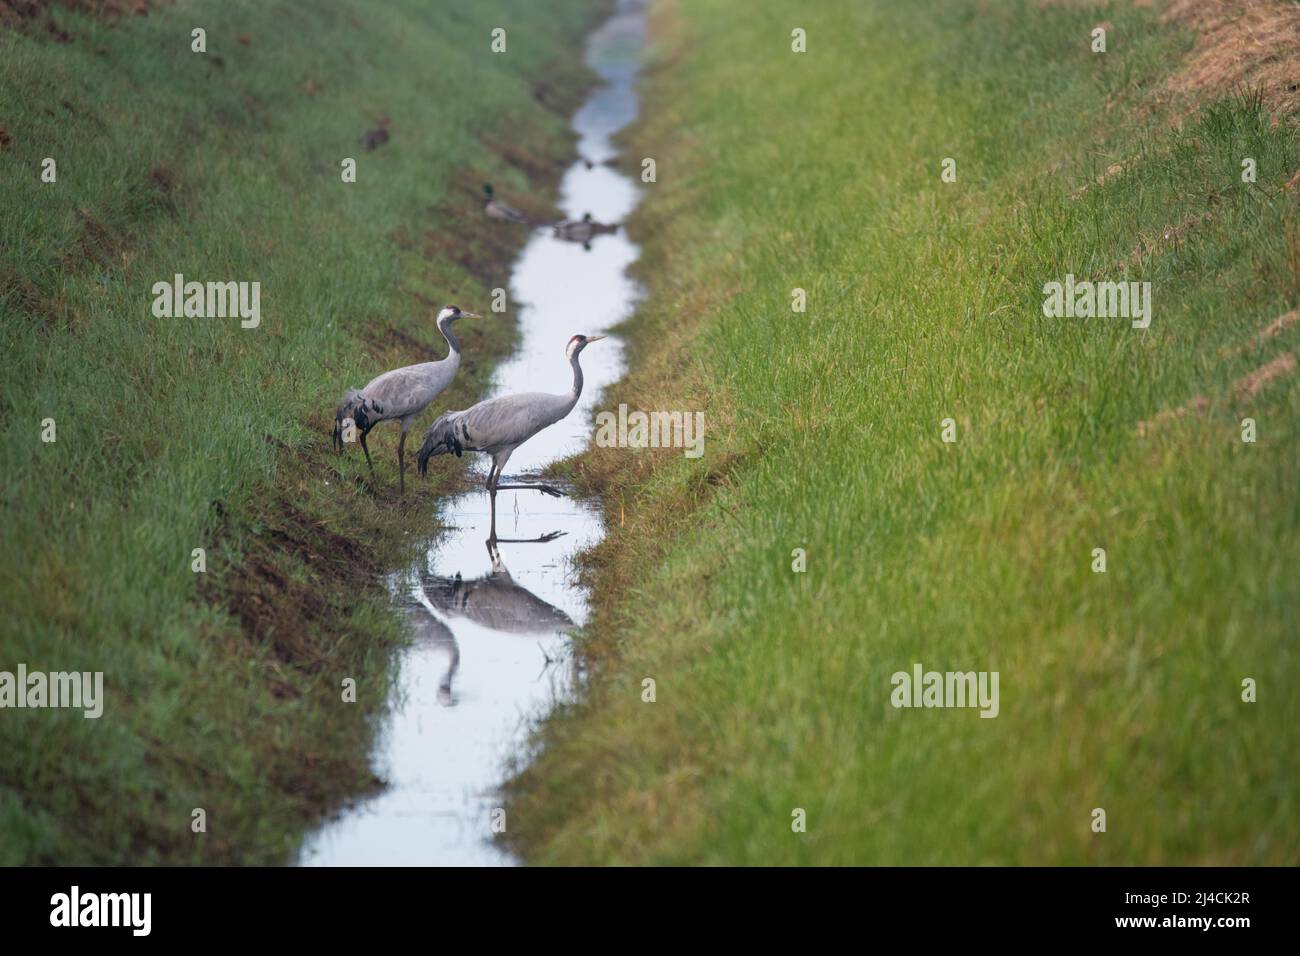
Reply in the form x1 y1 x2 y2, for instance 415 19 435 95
437 305 481 323
566 333 606 359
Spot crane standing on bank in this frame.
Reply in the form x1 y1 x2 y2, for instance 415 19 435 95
333 304 482 494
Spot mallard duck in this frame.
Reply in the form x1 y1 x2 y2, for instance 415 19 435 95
551 212 618 248
482 183 530 224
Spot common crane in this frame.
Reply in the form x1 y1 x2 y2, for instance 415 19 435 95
416 333 605 541
333 304 481 494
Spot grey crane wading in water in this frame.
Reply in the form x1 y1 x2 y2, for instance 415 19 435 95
333 304 481 494
417 333 605 542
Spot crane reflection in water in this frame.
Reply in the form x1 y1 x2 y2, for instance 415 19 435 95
405 538 576 706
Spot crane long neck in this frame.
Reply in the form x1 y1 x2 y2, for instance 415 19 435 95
438 318 461 359
567 348 584 408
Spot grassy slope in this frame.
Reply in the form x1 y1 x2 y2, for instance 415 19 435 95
0 0 598 863
509 0 1300 864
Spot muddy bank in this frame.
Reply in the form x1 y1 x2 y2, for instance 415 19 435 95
0 0 606 865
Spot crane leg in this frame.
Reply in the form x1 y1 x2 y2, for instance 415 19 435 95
359 428 375 475
397 429 407 495
484 451 514 544
486 459 502 543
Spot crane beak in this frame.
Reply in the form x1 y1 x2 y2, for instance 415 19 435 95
585 334 606 343
462 312 482 319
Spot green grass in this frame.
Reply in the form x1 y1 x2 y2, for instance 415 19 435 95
0 0 599 863
507 0 1300 864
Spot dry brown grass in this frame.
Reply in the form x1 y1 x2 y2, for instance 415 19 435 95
1159 0 1300 115
1050 0 1300 119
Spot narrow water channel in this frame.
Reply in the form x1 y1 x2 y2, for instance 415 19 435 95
299 0 646 866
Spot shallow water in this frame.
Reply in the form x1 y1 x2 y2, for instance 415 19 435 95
299 0 646 867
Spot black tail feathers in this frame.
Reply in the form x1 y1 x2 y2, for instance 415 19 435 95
333 390 383 453
416 411 464 476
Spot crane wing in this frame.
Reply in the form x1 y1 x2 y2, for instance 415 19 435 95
455 391 571 450
362 360 456 421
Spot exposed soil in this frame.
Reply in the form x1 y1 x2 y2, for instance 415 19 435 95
0 0 158 20
1071 161 1126 199
1235 347 1298 399
1110 208 1217 272
1137 304 1300 436
1136 392 1212 437
1255 306 1300 343
0 0 162 38
202 490 378 678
